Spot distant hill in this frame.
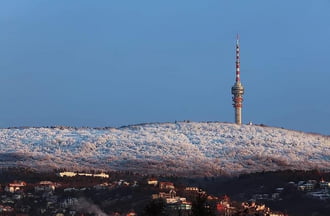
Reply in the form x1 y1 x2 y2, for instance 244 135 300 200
0 122 329 176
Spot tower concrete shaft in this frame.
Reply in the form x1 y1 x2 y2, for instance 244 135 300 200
231 36 245 125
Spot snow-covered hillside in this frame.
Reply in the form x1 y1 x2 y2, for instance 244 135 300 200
0 122 329 176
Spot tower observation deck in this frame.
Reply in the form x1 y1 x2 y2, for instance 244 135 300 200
231 36 245 125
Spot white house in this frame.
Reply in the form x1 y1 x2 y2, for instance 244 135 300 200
147 178 158 186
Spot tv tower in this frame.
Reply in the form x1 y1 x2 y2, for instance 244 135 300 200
231 35 245 125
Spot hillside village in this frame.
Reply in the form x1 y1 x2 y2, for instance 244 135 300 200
0 169 284 216
0 169 329 216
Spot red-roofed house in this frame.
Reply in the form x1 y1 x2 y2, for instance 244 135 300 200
159 182 175 190
5 181 27 193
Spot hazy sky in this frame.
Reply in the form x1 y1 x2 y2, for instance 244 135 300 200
0 1 329 134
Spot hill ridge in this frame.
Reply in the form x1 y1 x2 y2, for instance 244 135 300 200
0 122 329 176
3 121 329 137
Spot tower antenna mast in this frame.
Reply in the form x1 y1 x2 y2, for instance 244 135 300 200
231 35 245 124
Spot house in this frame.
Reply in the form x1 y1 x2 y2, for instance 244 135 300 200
163 190 176 199
159 182 175 190
117 180 130 186
147 178 158 186
256 204 266 211
78 173 93 177
153 190 177 199
298 181 315 191
298 185 306 191
304 183 314 191
178 201 192 210
185 187 199 192
60 197 78 208
1 205 14 212
166 197 186 204
207 195 219 200
59 171 109 178
35 181 56 192
93 172 109 178
94 182 111 190
153 189 189 206
320 179 330 189
126 210 137 216
59 171 77 177
64 187 79 192
132 181 138 187
5 181 27 193
307 191 330 200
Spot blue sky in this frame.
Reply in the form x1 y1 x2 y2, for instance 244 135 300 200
0 1 329 134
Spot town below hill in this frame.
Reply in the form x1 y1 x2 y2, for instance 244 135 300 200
0 168 329 216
